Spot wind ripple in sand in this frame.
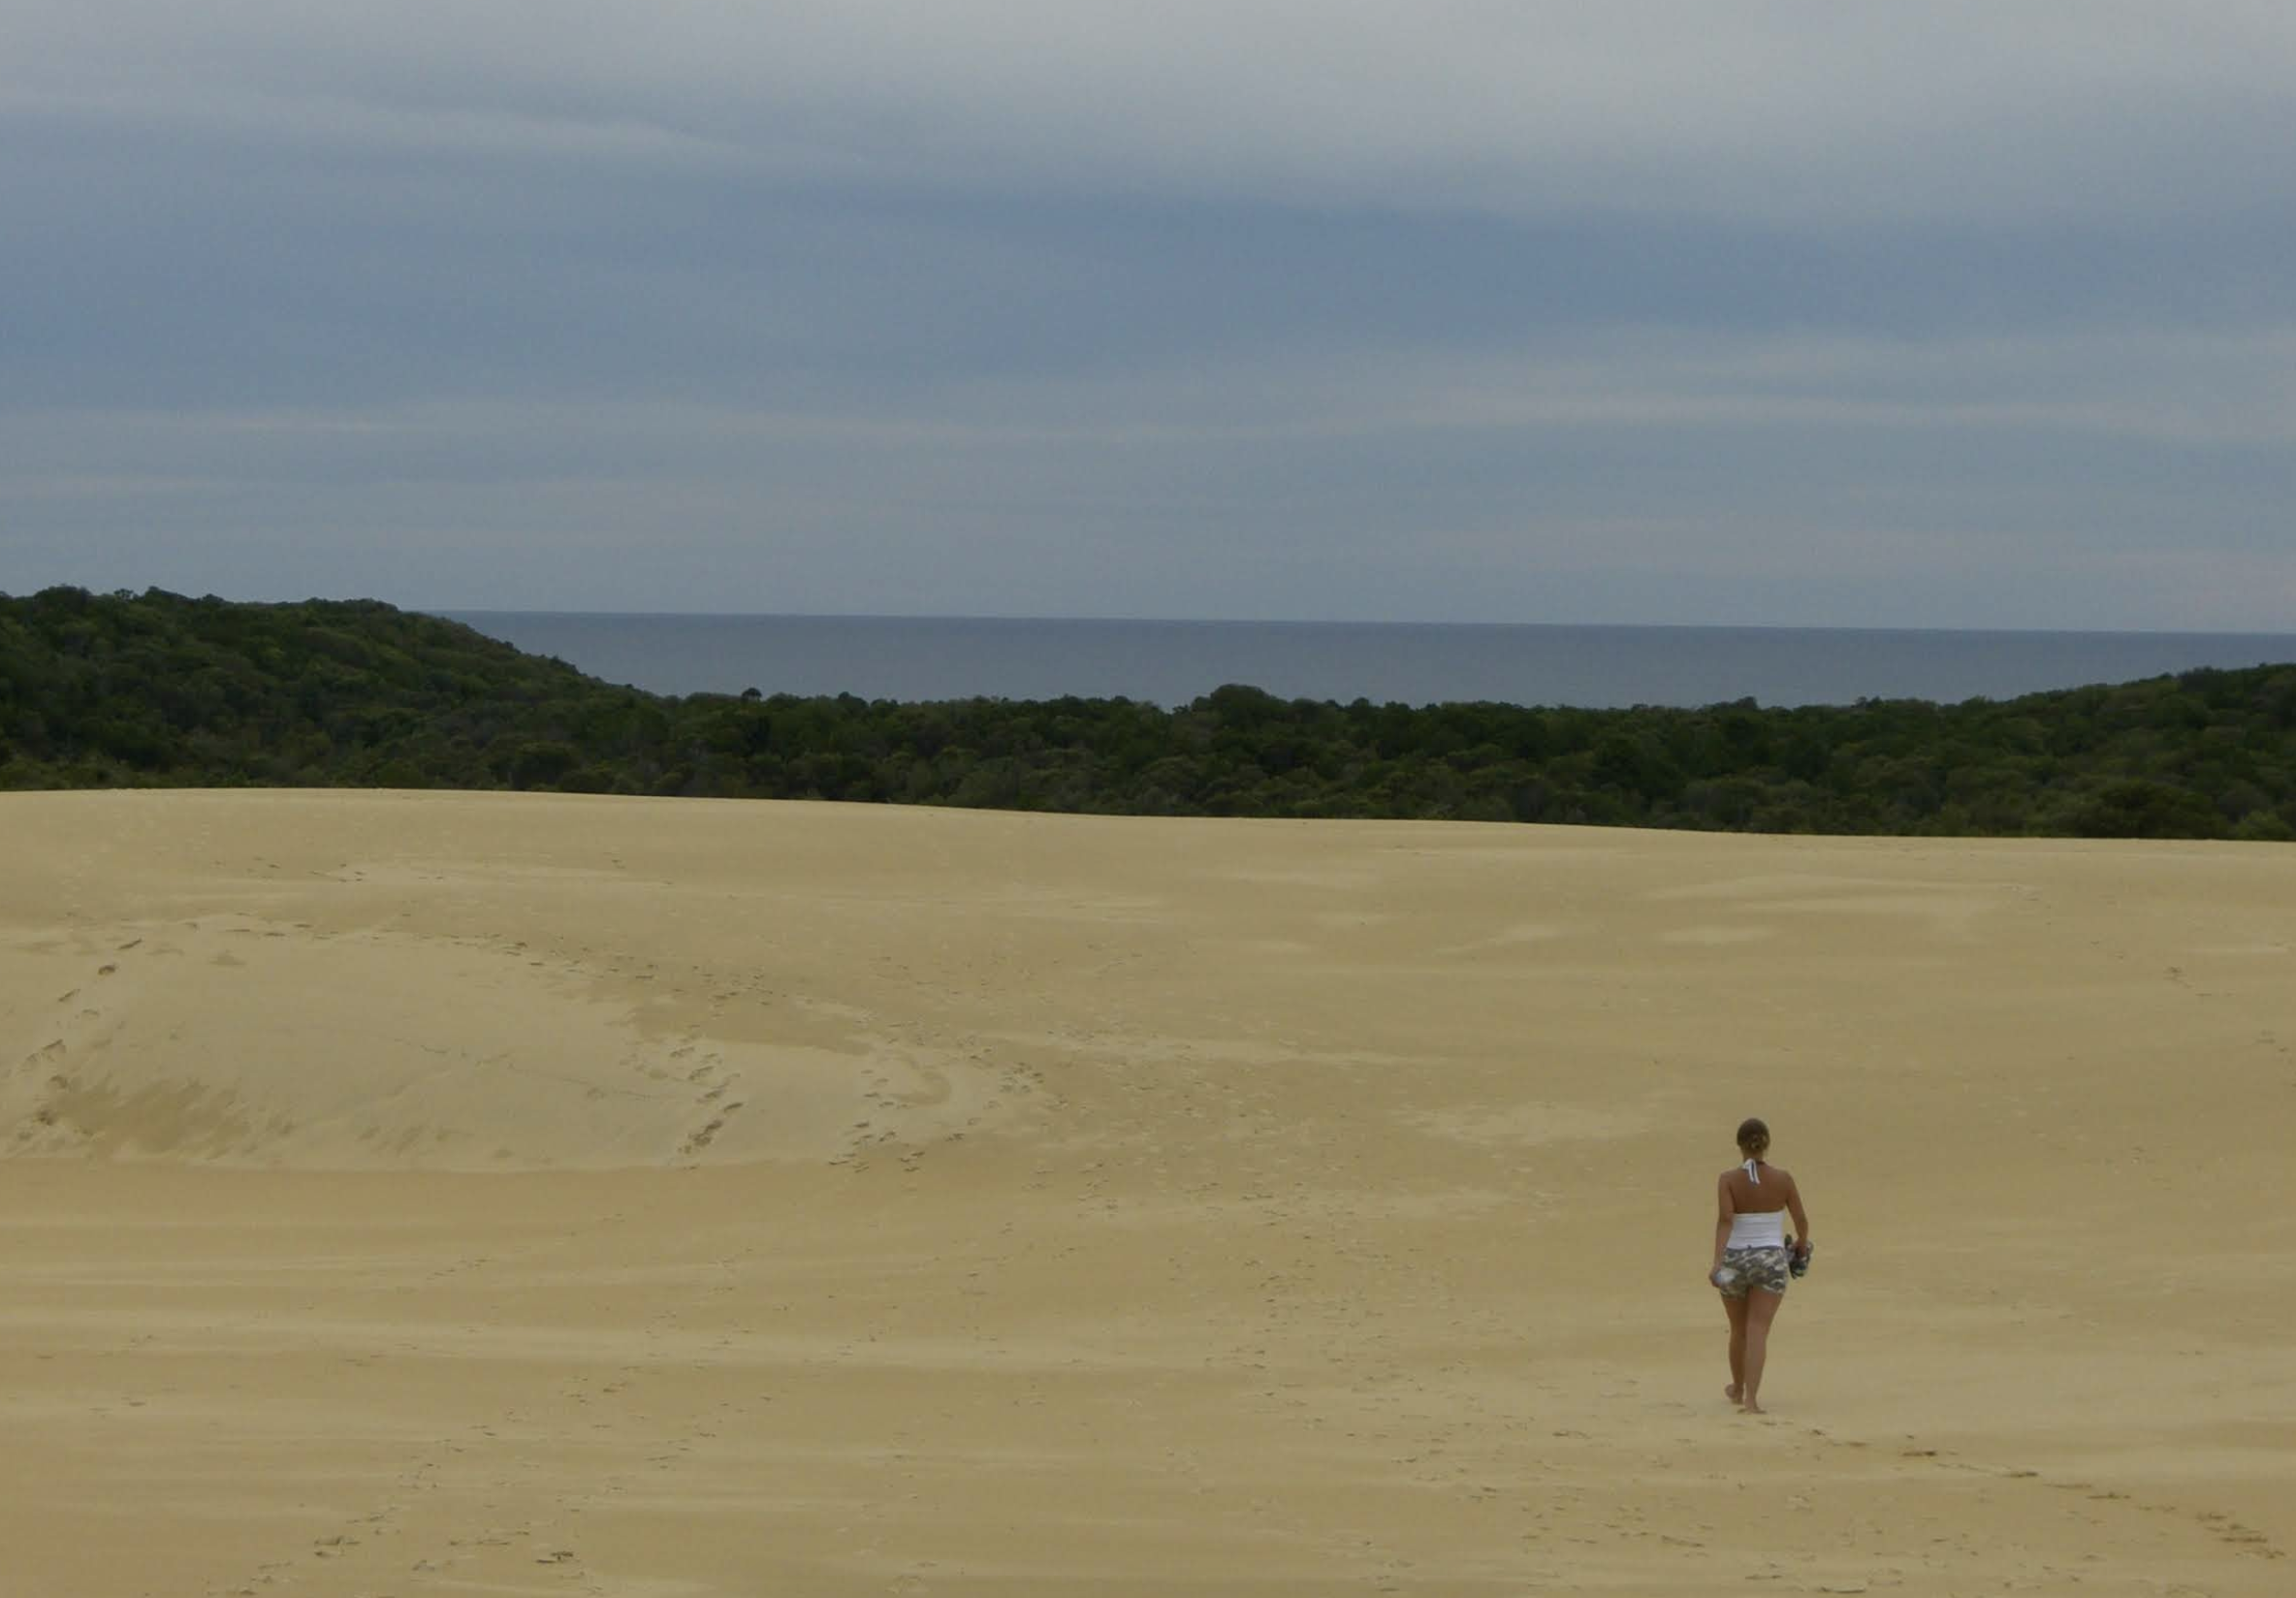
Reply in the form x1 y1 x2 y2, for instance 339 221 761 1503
1407 1101 1645 1146
3 918 999 1170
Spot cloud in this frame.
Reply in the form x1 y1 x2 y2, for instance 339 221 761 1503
14 317 2294 477
12 2 2296 224
8 312 2291 625
5 2 2293 629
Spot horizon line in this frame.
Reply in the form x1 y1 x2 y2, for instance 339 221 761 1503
423 608 2296 641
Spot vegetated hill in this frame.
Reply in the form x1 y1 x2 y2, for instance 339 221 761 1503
3 587 2293 838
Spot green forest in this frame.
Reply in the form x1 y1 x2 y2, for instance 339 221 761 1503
4 587 2293 839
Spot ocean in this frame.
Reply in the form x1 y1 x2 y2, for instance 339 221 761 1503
438 613 2296 712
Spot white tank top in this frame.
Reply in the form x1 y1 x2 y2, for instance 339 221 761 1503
1727 1159 1785 1248
1728 1209 1786 1249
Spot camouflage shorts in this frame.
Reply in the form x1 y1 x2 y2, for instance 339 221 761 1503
1715 1246 1791 1298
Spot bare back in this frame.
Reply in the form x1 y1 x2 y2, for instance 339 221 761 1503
1719 1162 1797 1217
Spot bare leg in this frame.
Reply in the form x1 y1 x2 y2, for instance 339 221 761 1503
1739 1288 1783 1413
1720 1292 1748 1403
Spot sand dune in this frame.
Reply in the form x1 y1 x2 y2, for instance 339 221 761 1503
3 789 2291 1594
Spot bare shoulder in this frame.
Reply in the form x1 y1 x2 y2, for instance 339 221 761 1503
1769 1166 1800 1191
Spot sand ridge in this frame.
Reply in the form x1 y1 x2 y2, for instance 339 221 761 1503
2 788 2292 1594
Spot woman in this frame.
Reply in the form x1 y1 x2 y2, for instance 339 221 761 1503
1710 1116 1809 1414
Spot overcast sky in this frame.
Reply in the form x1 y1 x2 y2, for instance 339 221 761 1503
6 2 2294 626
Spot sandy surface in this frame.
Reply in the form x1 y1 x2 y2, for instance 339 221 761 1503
2 789 2292 1596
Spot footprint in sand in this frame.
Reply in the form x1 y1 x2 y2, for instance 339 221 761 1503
680 1100 743 1157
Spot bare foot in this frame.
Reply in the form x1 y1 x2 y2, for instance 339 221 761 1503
1723 1383 1741 1404
1740 1398 1765 1415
